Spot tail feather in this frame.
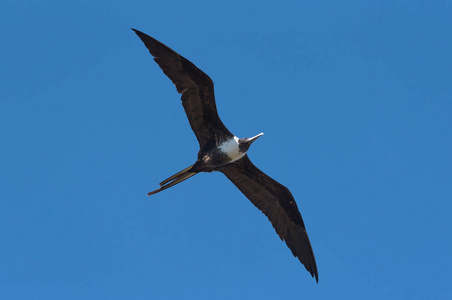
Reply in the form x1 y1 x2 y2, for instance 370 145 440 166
148 165 197 196
159 165 194 186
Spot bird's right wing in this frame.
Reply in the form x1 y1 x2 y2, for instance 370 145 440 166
217 155 318 282
132 29 233 148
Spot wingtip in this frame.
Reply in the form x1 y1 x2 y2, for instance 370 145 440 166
310 262 319 283
131 28 143 36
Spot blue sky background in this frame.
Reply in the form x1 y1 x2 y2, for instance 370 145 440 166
1 0 451 299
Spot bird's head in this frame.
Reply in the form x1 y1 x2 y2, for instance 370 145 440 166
238 132 264 153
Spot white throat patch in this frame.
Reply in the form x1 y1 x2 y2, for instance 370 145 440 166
218 136 245 162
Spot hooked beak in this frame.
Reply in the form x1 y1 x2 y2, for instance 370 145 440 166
248 132 264 144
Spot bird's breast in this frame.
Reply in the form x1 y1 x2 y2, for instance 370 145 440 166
218 136 245 162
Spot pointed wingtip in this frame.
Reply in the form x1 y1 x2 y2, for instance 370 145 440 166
131 28 144 36
308 258 319 283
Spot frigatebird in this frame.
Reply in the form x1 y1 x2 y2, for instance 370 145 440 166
132 29 318 282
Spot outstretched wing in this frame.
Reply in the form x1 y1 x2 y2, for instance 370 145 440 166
133 29 233 148
218 155 318 282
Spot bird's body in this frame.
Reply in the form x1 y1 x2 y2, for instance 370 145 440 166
218 136 250 162
198 136 245 170
133 29 318 282
201 133 264 168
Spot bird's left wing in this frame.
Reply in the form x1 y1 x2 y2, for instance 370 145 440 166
132 29 233 149
217 155 318 282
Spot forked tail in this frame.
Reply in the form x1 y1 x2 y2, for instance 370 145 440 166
148 165 198 195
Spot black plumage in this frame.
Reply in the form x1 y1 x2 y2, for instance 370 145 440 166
133 29 318 282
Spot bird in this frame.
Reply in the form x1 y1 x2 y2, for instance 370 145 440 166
132 28 318 282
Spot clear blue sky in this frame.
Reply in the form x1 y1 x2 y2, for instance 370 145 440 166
1 0 451 299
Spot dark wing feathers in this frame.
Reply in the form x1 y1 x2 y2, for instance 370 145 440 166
218 155 319 282
133 29 318 281
132 29 233 148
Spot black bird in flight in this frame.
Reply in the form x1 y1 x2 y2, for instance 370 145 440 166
132 29 318 282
